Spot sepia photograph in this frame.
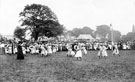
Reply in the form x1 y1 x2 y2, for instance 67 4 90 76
0 0 135 82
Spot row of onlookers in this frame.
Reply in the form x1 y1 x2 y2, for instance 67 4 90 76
0 40 135 55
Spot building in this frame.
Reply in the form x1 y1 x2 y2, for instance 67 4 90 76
77 34 95 41
3 35 14 40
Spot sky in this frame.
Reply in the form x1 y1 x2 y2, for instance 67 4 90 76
0 0 135 35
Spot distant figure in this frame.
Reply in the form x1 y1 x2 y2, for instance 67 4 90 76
82 46 87 55
102 45 108 58
113 44 120 56
41 45 47 56
75 44 82 60
98 45 103 59
17 41 24 60
47 45 52 56
67 48 75 57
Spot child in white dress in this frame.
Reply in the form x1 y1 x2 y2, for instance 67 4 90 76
82 46 87 55
41 46 47 56
75 44 82 60
8 46 12 55
102 45 108 58
47 45 52 56
113 44 120 56
30 46 36 54
98 45 103 59
52 46 57 54
67 48 75 57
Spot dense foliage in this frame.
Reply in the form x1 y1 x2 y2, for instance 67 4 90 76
19 4 64 40
14 26 25 40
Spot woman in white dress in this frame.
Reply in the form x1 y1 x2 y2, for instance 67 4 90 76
75 44 82 60
113 44 120 56
102 45 108 58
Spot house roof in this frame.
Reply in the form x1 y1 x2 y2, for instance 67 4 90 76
77 34 95 40
3 35 14 40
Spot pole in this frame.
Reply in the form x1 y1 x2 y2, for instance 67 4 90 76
110 24 113 45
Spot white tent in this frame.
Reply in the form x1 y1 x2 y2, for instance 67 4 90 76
77 34 95 40
3 35 14 40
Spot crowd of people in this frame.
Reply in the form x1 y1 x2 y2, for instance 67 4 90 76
0 40 135 60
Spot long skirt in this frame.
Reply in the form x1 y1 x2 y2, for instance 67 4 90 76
102 50 108 57
41 50 47 56
67 51 75 56
75 50 82 58
83 49 87 55
17 52 24 60
98 51 102 56
47 49 52 54
113 49 119 55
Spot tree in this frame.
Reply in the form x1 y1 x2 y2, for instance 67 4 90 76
108 30 121 42
81 26 94 36
38 20 64 38
121 32 135 41
71 27 94 37
19 4 64 40
72 28 82 37
95 25 110 39
14 26 25 40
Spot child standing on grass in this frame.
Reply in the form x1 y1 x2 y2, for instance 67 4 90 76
47 45 52 56
102 44 108 58
67 48 75 57
82 45 87 55
41 45 47 56
75 43 82 61
113 43 120 56
98 45 103 59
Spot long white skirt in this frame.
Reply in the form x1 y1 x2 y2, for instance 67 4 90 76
41 49 47 56
102 50 108 56
22 47 26 54
75 50 82 57
47 48 52 54
113 49 119 55
14 48 17 54
36 49 39 54
67 50 75 56
53 48 57 53
98 51 102 56
31 48 36 54
83 49 87 55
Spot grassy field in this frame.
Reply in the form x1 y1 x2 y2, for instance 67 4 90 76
0 50 135 82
